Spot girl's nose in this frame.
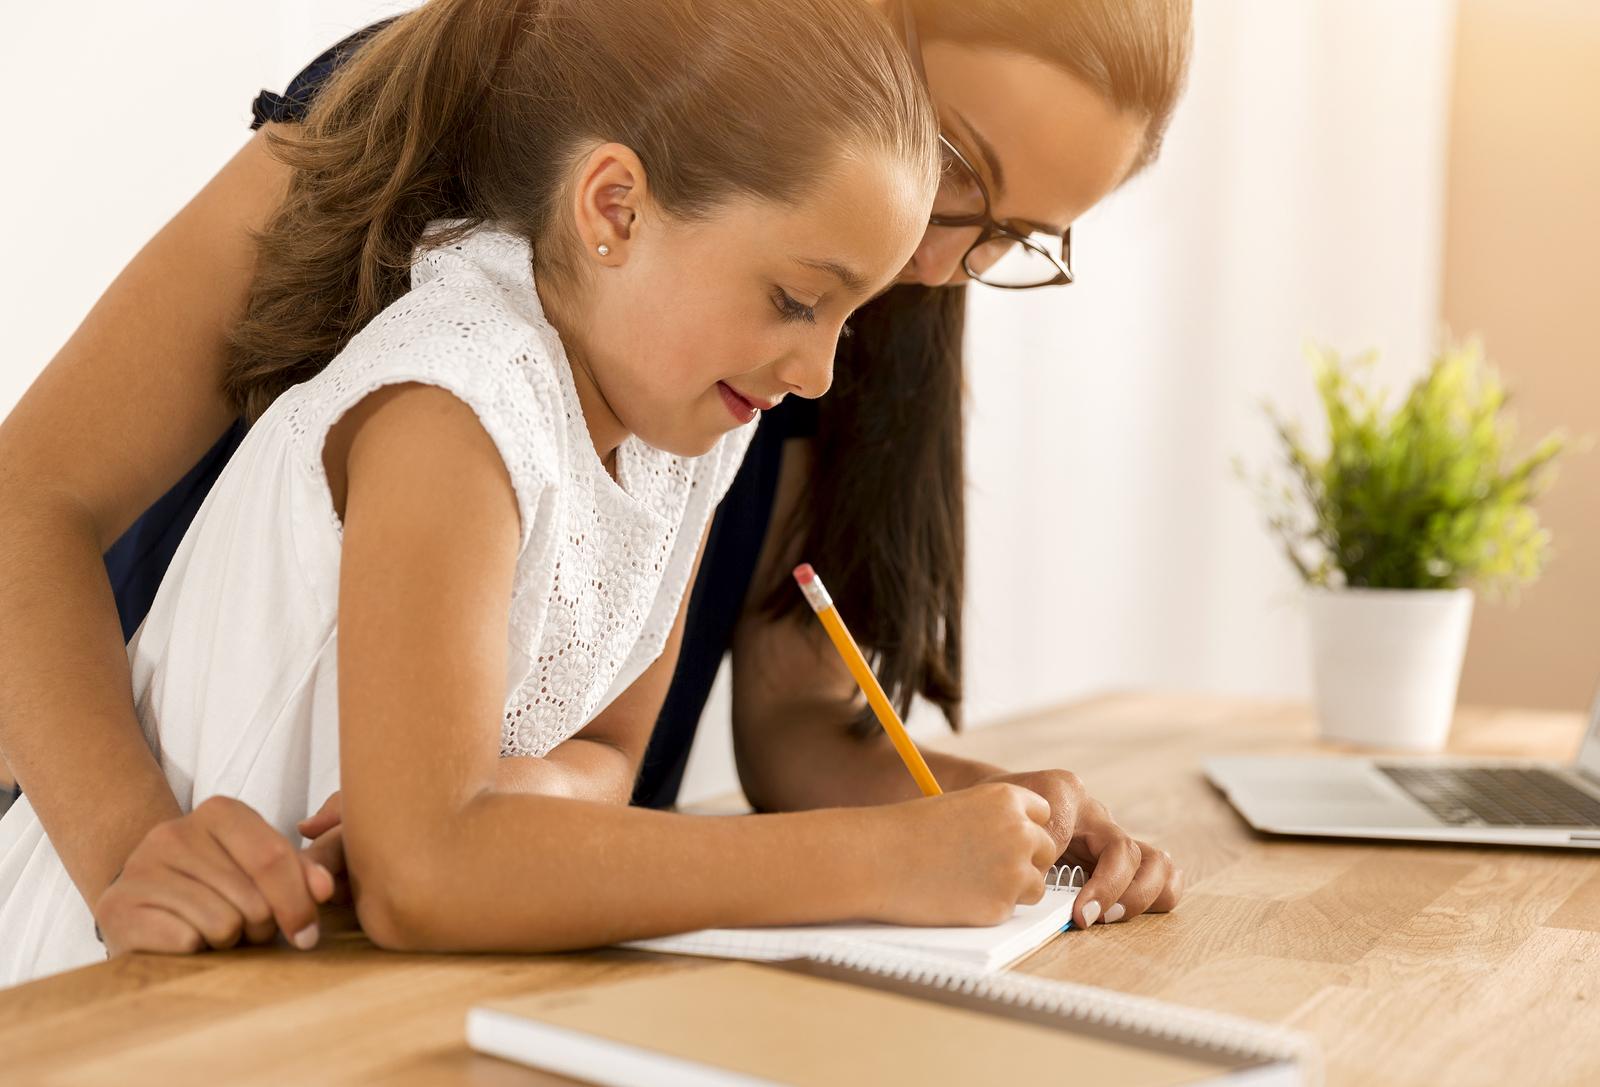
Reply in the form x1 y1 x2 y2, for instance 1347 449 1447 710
902 224 979 286
777 332 837 401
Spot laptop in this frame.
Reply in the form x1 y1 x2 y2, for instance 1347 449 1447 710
1203 682 1600 849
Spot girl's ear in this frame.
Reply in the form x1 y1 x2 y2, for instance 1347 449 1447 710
572 142 649 265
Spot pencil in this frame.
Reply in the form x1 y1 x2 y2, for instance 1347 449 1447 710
792 564 943 797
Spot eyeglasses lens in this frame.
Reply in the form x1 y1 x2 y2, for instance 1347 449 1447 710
968 233 1066 288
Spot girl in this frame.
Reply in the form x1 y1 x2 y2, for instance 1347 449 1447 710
0 0 1190 959
0 0 1069 986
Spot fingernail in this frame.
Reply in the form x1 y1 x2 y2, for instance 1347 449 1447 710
1104 903 1126 924
292 923 319 950
1080 900 1101 927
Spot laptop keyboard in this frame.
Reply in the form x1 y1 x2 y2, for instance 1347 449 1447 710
1379 766 1600 827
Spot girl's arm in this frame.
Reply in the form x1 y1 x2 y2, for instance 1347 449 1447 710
728 438 1185 929
96 499 700 957
334 383 1057 951
0 128 332 928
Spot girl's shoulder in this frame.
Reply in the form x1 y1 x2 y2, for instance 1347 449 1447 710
389 222 569 398
272 224 571 546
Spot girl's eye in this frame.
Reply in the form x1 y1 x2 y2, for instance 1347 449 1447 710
773 288 817 325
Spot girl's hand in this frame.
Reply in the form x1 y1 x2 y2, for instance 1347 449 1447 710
977 770 1183 929
93 796 335 956
873 783 1058 927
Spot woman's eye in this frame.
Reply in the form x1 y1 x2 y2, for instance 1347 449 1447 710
774 289 817 325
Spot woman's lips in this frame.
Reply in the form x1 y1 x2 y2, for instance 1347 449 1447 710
717 382 773 423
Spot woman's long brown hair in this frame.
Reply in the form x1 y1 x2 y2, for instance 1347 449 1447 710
765 0 1192 732
223 0 938 420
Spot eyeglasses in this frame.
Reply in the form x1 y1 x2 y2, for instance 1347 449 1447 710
898 2 1074 290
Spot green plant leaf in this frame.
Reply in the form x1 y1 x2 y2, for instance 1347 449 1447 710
1242 339 1578 593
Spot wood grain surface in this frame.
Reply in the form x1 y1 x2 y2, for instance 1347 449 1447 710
3 693 1596 1087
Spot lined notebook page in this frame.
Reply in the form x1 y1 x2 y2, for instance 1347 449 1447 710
624 883 1079 973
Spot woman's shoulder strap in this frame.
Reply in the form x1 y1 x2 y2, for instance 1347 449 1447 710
250 18 399 130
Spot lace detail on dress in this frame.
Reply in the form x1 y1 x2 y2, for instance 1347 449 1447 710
276 228 564 549
273 224 750 761
499 346 708 756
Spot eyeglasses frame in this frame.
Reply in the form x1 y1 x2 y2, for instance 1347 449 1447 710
897 0 1074 290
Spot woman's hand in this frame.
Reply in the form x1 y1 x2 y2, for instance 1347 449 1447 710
873 783 1058 927
976 769 1183 929
93 796 336 956
296 792 350 905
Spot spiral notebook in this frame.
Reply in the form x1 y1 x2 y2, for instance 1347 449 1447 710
623 864 1083 974
468 937 1319 1087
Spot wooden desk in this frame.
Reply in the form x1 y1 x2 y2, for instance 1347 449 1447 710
4 693 1597 1087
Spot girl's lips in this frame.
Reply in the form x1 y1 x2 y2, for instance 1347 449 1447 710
716 382 773 423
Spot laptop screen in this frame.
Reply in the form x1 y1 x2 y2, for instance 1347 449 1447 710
1576 680 1600 781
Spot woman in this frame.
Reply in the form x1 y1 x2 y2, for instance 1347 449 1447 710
0 0 1191 955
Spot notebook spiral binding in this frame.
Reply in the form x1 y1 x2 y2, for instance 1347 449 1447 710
808 935 1323 1087
1045 864 1085 890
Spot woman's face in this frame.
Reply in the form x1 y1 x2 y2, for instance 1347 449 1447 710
900 42 1150 287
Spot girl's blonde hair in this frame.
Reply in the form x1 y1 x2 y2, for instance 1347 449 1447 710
225 0 939 420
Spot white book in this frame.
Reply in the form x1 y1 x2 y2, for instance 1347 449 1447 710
623 865 1082 974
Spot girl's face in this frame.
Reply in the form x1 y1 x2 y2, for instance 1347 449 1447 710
899 43 1150 287
549 148 931 460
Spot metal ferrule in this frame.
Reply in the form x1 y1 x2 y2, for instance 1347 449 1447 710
799 576 834 614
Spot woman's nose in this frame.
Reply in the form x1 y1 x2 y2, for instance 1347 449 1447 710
902 225 979 286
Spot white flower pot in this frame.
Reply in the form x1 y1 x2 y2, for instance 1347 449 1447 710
1306 587 1475 752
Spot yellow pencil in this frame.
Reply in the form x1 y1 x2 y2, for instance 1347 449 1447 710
792 564 943 797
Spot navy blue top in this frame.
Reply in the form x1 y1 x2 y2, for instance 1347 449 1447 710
103 25 818 809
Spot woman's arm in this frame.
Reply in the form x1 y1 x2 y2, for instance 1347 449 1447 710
335 383 1057 951
729 438 1185 929
0 127 299 903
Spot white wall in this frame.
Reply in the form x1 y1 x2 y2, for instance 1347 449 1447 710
961 0 1458 727
1 2 1456 803
0 2 417 420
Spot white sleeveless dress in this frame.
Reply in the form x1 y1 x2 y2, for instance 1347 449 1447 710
0 226 755 987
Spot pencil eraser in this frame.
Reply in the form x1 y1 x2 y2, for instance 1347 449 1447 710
793 564 832 612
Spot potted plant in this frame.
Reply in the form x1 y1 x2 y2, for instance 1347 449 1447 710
1244 340 1573 751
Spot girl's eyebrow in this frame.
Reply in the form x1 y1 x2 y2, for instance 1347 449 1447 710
795 257 870 294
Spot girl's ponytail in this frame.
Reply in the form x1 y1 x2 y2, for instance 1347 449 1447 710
225 0 937 421
225 1 523 419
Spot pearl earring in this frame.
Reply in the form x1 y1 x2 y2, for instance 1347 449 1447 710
597 244 610 256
